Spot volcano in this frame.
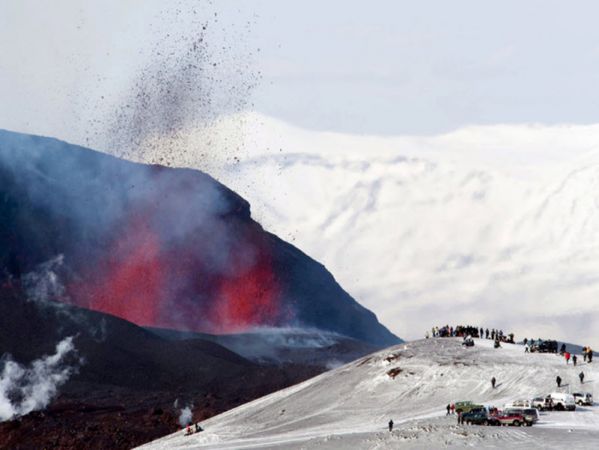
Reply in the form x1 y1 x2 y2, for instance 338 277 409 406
0 129 399 346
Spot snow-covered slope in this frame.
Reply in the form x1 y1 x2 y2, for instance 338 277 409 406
140 338 599 449
125 114 599 348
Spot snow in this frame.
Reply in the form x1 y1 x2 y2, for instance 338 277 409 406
139 338 599 449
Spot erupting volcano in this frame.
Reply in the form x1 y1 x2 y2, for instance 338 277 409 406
0 129 399 346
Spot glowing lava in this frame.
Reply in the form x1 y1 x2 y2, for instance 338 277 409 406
69 208 283 334
71 215 165 326
210 245 281 333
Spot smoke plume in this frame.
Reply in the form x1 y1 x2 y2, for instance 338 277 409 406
0 337 79 421
178 406 193 427
173 399 193 427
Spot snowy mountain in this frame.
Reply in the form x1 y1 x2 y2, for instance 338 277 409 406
132 114 599 348
140 338 599 449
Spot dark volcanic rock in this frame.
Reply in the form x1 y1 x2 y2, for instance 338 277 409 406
0 286 323 449
0 129 399 346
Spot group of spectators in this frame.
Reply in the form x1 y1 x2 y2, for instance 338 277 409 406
429 325 514 343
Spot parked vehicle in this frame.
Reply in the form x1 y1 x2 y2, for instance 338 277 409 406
530 339 558 353
547 393 576 411
505 399 531 408
531 397 549 410
462 336 475 347
455 401 485 414
503 407 539 426
494 412 525 426
572 392 593 406
461 409 497 426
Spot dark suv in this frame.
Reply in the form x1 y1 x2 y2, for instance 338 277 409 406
462 409 498 426
530 340 558 353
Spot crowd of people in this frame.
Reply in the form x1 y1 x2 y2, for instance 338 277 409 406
428 325 515 344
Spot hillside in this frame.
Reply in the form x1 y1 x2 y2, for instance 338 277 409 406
0 285 326 449
141 338 599 449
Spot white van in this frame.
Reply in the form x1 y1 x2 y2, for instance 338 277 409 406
572 392 593 406
547 393 576 411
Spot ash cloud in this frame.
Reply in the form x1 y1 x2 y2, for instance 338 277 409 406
100 1 260 170
0 337 80 421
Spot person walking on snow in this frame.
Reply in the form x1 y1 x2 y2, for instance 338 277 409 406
388 419 394 432
579 372 585 384
450 404 456 414
573 355 577 366
457 411 463 425
446 404 451 415
491 377 496 389
565 352 571 364
556 375 562 388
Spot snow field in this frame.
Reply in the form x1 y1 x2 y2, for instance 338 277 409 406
140 338 598 449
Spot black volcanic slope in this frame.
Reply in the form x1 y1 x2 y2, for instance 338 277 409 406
0 129 399 346
0 285 324 449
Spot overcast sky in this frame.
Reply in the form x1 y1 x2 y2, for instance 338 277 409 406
2 0 599 141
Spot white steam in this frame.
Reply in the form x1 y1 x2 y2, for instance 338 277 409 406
178 406 193 427
21 255 67 303
0 336 79 421
174 399 193 427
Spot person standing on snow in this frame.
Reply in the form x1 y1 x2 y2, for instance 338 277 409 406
491 377 496 389
450 404 455 414
565 352 571 364
556 375 562 388
573 355 577 366
388 419 394 432
446 404 451 415
579 372 585 384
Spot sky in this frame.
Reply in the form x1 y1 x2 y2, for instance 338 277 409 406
3 0 599 139
2 0 599 344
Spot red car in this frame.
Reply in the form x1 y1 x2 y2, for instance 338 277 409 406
494 412 525 426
